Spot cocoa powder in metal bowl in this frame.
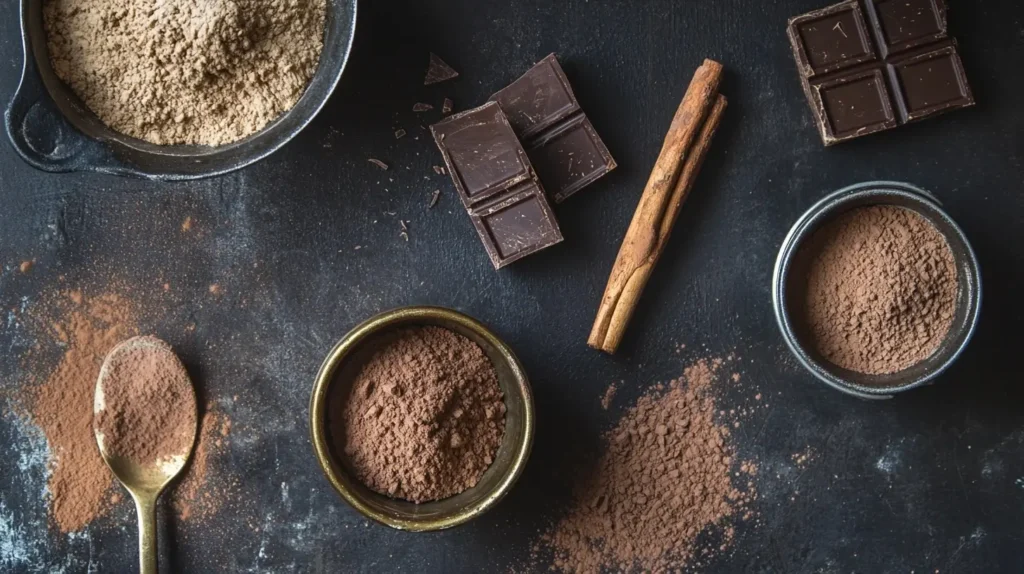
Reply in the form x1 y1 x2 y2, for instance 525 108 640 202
799 205 958 375
329 326 506 503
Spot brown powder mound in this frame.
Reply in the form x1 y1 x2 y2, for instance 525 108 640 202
330 326 505 503
540 357 754 572
20 287 234 532
801 205 958 375
28 292 137 533
172 406 234 521
94 336 196 467
44 0 327 146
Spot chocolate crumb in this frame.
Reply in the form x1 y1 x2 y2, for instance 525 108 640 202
395 129 406 139
19 260 33 274
368 158 389 170
424 53 459 85
432 165 445 175
181 216 193 232
442 98 453 115
429 190 441 209
412 103 433 112
600 382 619 410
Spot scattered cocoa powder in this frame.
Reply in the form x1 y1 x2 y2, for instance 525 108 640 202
27 291 137 533
172 406 234 521
800 205 958 375
44 0 327 146
330 326 505 503
94 336 196 467
538 357 755 572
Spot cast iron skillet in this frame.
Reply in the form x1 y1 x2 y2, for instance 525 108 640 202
4 0 357 180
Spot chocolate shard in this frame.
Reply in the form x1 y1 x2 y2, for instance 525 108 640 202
430 102 562 268
490 54 616 202
425 53 459 85
787 0 972 145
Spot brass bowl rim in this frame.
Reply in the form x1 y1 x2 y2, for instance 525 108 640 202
309 305 535 532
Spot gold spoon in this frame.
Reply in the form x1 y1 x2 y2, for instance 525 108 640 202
94 336 198 574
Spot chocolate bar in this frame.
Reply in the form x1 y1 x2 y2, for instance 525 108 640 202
490 54 616 202
430 102 563 269
787 0 973 145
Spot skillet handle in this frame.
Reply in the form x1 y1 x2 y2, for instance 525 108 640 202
4 23 115 174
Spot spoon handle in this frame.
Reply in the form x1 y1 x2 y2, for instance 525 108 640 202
132 493 158 574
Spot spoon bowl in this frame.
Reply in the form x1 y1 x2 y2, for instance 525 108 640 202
94 336 197 574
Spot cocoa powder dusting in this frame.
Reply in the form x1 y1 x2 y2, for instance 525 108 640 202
330 326 505 503
539 357 755 572
19 287 233 532
173 407 234 521
94 336 196 467
28 292 136 533
801 206 958 375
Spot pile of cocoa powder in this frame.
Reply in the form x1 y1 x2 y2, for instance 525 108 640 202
800 205 958 375
94 336 197 468
330 326 505 503
537 357 756 572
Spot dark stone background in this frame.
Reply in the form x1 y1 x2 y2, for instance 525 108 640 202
1 0 1023 572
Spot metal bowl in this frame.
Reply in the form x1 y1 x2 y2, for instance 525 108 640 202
4 0 357 180
309 306 535 531
772 181 982 399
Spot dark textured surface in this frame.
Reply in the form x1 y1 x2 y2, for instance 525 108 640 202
1 0 1023 572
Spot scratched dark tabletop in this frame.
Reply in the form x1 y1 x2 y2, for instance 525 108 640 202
2 0 1023 572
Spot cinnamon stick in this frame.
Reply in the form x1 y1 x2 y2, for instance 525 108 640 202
588 60 726 354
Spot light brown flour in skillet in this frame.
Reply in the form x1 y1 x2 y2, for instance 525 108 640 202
44 0 327 145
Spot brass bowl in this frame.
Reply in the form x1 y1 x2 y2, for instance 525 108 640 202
309 306 535 531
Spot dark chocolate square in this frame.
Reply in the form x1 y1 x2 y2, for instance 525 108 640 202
430 102 532 208
469 182 563 269
527 115 617 203
864 0 947 57
810 68 897 142
788 0 877 78
887 42 973 123
491 54 581 141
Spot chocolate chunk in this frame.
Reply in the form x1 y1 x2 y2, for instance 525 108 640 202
886 42 972 123
864 0 947 57
430 102 562 269
425 53 459 85
787 0 973 145
469 182 563 269
789 0 877 78
491 54 616 202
